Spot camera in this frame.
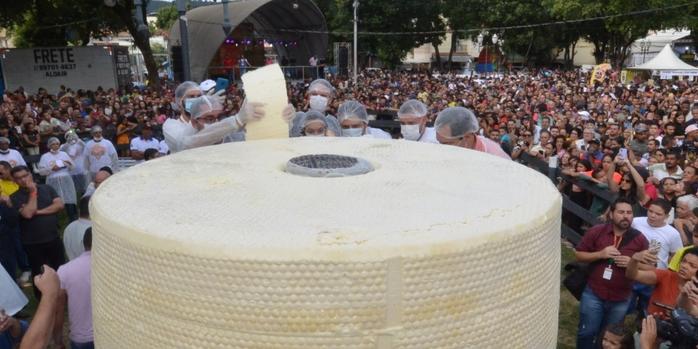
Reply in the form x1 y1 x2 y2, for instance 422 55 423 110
653 304 698 349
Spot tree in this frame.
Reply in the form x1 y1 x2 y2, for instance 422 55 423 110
331 0 445 68
467 0 572 67
155 5 179 31
545 0 692 68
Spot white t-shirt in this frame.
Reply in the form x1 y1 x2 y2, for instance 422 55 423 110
84 139 118 174
631 217 683 269
158 140 170 155
0 149 27 167
649 163 683 181
63 218 92 260
130 137 160 153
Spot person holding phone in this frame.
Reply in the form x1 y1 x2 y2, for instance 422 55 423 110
626 246 698 319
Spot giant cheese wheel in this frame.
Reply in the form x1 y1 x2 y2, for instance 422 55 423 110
91 138 561 348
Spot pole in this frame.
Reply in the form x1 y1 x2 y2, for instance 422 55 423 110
353 0 359 84
177 0 191 81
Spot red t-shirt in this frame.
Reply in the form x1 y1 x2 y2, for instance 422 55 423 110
647 269 681 319
576 224 649 301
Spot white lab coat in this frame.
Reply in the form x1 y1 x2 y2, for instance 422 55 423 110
85 138 119 177
365 127 392 140
163 116 243 153
38 150 77 205
417 127 438 143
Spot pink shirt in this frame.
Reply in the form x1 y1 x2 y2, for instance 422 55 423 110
474 135 511 160
57 251 93 343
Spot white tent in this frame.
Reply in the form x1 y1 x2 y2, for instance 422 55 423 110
630 44 698 77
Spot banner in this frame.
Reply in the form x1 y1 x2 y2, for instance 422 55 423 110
589 63 612 86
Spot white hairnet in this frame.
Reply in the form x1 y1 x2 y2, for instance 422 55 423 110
188 95 223 119
434 107 479 138
325 115 341 136
302 111 328 128
308 79 335 95
47 137 60 146
91 125 103 134
398 99 428 119
174 81 201 106
336 100 368 124
289 112 305 137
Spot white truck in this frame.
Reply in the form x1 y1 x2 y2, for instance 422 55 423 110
1 46 131 94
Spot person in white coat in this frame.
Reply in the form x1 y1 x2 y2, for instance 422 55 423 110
397 99 438 143
60 130 89 194
290 79 340 137
39 137 78 221
84 126 118 180
0 137 26 168
336 100 392 139
163 81 267 153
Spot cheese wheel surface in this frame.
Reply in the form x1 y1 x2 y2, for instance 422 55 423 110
92 138 561 348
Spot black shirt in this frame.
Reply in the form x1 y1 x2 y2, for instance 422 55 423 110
11 184 60 244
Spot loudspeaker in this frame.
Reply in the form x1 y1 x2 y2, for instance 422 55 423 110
171 46 183 82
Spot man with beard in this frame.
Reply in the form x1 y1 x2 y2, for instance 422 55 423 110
575 197 649 349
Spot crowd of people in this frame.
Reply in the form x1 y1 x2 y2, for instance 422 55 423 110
1 66 698 347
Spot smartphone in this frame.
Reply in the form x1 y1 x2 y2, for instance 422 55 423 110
215 78 230 93
618 148 628 160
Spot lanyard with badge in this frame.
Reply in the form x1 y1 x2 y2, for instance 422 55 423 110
603 235 622 281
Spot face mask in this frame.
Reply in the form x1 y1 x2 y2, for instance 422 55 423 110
309 95 329 112
104 108 112 116
342 128 364 137
184 99 195 113
401 124 422 141
0 149 8 154
94 136 103 142
69 139 77 145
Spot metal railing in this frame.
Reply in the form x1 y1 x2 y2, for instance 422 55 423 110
207 65 322 82
518 152 616 246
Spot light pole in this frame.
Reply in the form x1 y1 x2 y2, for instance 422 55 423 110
222 0 232 36
477 33 484 75
639 39 650 64
177 0 191 81
492 34 499 74
353 0 359 84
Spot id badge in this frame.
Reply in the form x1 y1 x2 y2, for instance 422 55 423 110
602 267 613 280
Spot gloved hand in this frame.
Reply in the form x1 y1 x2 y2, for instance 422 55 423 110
282 103 296 124
207 89 226 104
236 99 266 125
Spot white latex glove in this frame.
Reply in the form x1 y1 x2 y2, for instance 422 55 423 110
207 89 226 104
236 99 266 125
282 104 296 124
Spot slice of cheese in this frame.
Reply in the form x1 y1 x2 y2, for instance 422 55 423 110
241 63 288 140
91 138 561 348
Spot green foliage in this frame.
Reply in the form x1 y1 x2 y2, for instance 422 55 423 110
545 0 694 67
155 5 179 31
329 0 445 67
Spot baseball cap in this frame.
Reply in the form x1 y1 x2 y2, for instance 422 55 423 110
199 79 216 92
635 124 649 132
686 124 698 134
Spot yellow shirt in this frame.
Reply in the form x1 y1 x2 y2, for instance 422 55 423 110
669 245 694 271
0 179 18 196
